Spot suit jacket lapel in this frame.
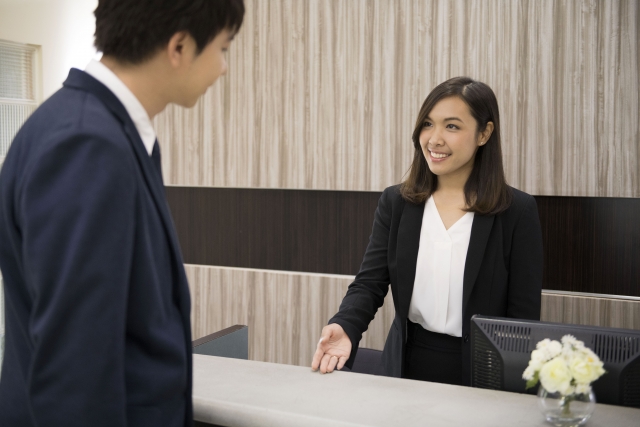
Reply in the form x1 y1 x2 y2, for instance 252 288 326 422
124 127 192 327
462 214 494 313
63 69 190 316
396 201 425 319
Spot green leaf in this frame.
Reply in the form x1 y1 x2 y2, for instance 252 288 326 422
525 372 539 390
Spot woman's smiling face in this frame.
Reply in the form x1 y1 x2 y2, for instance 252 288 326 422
419 96 491 182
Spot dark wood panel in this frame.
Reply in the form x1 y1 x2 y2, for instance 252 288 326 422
536 196 640 296
166 187 380 276
166 187 640 297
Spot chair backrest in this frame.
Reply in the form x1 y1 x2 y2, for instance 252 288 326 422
342 347 385 376
192 325 248 360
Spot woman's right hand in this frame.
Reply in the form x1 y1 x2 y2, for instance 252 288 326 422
311 323 352 374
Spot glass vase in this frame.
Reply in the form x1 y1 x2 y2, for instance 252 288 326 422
537 386 596 427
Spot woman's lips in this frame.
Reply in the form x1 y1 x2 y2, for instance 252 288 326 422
429 150 450 162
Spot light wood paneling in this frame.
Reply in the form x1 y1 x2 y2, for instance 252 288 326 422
187 265 640 368
156 0 639 197
541 292 640 330
186 265 394 367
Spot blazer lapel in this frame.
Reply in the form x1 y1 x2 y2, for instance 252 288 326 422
462 214 494 313
395 201 425 319
63 69 190 316
124 127 192 331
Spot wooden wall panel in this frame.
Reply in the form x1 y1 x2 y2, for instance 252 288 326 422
186 265 640 368
541 293 640 330
167 187 640 297
156 0 639 197
536 196 640 296
186 265 394 367
167 187 380 276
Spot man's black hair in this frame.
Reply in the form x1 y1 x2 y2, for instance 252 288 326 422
94 0 245 64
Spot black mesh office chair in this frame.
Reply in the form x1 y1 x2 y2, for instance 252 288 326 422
340 347 385 376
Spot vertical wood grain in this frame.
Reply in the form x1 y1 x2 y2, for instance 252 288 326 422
186 265 394 367
155 0 639 197
186 265 640 368
541 293 640 330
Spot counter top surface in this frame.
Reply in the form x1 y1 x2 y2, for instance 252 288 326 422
193 354 640 427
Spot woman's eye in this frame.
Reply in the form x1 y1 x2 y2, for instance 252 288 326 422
446 124 459 130
423 121 432 128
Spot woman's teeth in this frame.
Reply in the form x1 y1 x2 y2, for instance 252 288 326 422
430 152 450 159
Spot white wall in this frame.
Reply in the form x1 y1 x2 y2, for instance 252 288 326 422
0 0 99 101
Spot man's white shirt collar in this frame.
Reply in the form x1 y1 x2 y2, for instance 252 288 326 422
84 59 156 156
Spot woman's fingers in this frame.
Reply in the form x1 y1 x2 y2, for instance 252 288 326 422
336 356 348 371
326 355 340 373
311 337 326 371
319 352 332 374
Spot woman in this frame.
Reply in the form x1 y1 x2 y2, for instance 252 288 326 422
311 77 543 386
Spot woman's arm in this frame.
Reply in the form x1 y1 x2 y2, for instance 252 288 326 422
314 187 396 371
507 194 543 320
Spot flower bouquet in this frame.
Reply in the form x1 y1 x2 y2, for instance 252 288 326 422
522 335 606 426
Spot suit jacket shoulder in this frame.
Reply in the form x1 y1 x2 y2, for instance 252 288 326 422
497 186 539 231
380 184 403 206
509 186 536 212
8 80 137 189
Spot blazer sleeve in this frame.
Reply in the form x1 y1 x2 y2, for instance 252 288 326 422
19 133 135 426
507 194 543 320
329 186 394 364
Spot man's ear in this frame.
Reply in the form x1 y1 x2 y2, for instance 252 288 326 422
479 121 494 146
167 31 191 68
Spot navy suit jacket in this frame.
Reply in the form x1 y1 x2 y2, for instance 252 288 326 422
330 185 543 385
0 69 193 426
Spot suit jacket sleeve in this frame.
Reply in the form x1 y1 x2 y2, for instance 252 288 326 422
507 194 543 320
329 187 394 365
19 133 135 426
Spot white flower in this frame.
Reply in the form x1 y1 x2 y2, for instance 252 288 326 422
539 357 573 394
533 338 563 362
528 360 543 373
547 340 562 358
561 342 576 359
562 335 579 346
575 383 592 395
570 353 606 384
560 335 586 353
531 349 547 363
522 365 536 381
537 338 552 350
580 347 599 361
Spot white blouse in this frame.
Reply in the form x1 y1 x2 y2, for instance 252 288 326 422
408 197 474 337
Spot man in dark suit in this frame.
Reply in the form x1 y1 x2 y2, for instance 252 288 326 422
0 1 244 426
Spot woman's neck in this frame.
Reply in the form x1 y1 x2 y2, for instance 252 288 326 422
432 174 471 229
434 168 471 197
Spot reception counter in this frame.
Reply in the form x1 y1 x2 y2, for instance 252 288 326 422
192 354 640 427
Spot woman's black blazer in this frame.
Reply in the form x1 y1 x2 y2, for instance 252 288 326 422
330 184 543 385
